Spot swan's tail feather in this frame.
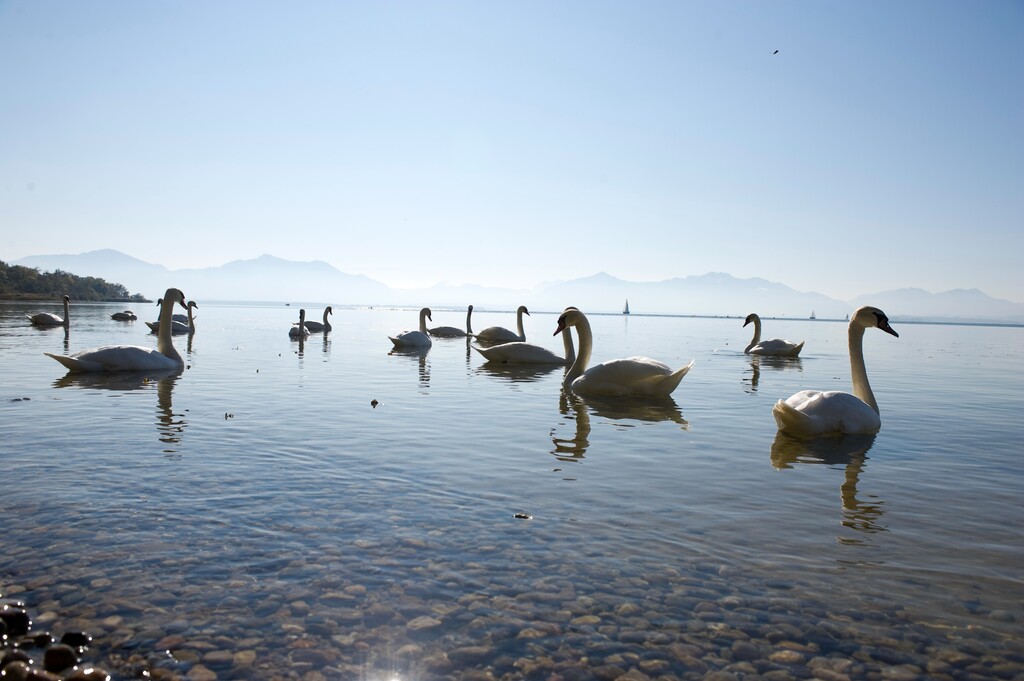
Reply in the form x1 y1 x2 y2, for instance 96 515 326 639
659 360 695 395
789 341 805 357
773 399 815 436
44 352 97 373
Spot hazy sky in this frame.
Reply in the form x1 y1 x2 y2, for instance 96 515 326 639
2 1 1021 302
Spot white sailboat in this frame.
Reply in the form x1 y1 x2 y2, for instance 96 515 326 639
809 310 816 320
623 300 630 315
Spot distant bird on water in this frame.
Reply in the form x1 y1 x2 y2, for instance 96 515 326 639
773 49 779 54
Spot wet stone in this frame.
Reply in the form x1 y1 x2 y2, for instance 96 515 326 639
42 643 78 673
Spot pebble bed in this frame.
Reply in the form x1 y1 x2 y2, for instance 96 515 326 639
3 540 1022 681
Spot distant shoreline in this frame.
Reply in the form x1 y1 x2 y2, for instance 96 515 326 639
0 295 153 303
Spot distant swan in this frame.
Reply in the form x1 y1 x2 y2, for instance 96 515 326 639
772 306 898 437
389 307 432 348
304 305 333 333
289 309 311 339
45 288 188 372
554 308 694 397
28 295 70 327
111 310 137 321
743 313 804 357
473 320 575 364
475 305 529 343
429 305 473 338
147 300 196 335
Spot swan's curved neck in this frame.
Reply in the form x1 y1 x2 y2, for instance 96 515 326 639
516 308 526 338
465 306 473 334
564 316 592 387
187 304 196 331
62 297 70 327
323 308 330 325
157 297 182 364
745 316 761 353
849 323 878 413
419 309 429 333
561 322 576 363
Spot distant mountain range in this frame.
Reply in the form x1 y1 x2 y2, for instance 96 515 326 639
10 249 1024 324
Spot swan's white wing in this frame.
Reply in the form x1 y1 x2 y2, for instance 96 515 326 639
473 342 564 364
773 390 880 436
750 339 804 357
46 345 181 373
390 330 432 347
573 357 693 397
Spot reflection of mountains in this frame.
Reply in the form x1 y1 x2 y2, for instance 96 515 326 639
53 371 187 452
551 393 688 461
744 355 803 393
770 432 887 540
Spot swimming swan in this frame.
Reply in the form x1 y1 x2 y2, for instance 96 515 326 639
743 313 804 357
389 307 432 348
289 309 311 339
28 295 70 327
429 305 473 338
475 305 529 343
304 306 333 333
473 321 575 364
45 288 189 372
772 306 898 437
147 300 196 335
553 308 695 397
111 310 137 321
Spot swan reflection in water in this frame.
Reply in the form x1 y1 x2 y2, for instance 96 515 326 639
53 370 187 453
744 355 803 394
770 431 886 541
388 346 431 388
475 362 564 383
551 392 688 462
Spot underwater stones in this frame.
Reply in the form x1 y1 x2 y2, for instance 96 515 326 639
42 643 78 673
0 606 30 637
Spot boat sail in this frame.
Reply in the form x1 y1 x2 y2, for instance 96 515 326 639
623 300 630 315
809 310 816 320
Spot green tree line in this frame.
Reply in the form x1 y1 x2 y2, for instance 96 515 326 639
0 261 148 301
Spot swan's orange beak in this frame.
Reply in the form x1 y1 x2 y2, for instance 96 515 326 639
879 320 898 338
554 320 567 336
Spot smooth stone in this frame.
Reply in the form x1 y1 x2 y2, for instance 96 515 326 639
43 644 78 673
186 665 217 680
66 668 113 681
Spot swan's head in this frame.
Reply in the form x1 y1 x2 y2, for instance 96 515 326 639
553 308 584 336
299 308 306 319
853 306 898 337
326 306 333 315
743 313 759 327
468 305 473 311
63 295 71 303
518 305 530 316
421 307 432 321
163 288 187 310
187 301 198 310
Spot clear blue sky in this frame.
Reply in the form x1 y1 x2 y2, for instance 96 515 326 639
2 1 1021 302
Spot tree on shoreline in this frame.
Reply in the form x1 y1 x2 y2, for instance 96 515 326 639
0 261 148 301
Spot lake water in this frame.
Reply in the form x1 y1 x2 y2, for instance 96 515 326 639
1 300 1022 680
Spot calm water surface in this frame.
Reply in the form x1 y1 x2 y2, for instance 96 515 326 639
1 301 1022 680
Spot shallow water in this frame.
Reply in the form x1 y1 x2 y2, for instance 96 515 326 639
2 301 1022 679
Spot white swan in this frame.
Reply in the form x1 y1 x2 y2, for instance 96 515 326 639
773 306 898 437
743 313 804 357
389 307 432 348
554 308 695 397
289 309 311 339
147 300 196 335
111 310 137 321
475 305 529 343
45 288 188 372
303 306 333 333
28 295 70 327
473 320 575 364
429 305 473 338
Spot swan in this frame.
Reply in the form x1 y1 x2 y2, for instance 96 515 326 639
111 310 137 321
45 288 188 372
554 308 695 397
28 295 70 327
475 305 529 343
389 307 432 348
303 306 333 333
429 305 474 338
146 300 196 335
743 313 804 357
473 319 575 364
289 309 311 339
772 306 898 437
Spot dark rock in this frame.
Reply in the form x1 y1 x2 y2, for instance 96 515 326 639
42 643 79 673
